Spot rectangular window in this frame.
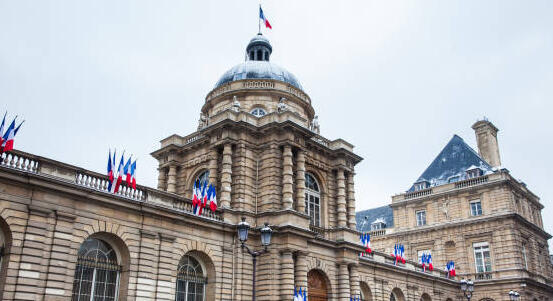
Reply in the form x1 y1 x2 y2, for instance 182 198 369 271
417 249 431 263
473 242 492 273
416 210 426 226
305 193 321 227
470 200 482 216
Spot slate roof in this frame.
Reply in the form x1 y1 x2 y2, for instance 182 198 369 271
407 135 494 192
356 205 394 232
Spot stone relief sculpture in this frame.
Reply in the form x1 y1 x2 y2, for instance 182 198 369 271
277 97 287 113
442 200 450 219
197 112 208 130
232 96 241 112
311 115 320 134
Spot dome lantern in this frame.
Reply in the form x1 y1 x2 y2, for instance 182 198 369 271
246 33 272 61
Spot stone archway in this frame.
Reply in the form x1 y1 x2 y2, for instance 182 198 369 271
308 269 329 301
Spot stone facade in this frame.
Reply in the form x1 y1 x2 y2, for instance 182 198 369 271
0 34 551 301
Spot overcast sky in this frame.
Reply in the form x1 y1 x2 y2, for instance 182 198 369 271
1 0 552 240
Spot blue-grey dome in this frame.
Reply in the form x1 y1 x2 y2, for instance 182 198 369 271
214 61 303 90
214 34 303 90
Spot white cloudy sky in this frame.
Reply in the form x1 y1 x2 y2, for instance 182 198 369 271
1 1 552 237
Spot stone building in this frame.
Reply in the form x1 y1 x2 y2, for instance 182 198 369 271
357 120 553 300
0 33 550 301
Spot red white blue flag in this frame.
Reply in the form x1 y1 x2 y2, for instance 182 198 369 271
259 6 272 29
130 160 137 189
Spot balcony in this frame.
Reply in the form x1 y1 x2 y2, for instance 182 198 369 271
475 272 493 280
0 150 223 222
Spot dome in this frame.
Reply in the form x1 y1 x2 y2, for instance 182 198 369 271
213 33 303 90
214 61 303 90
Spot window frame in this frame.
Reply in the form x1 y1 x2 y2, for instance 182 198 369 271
473 242 492 273
470 199 483 216
416 210 427 226
305 173 321 227
175 255 207 301
250 107 267 118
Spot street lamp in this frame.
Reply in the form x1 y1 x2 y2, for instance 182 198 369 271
460 279 474 300
237 217 273 301
509 290 520 301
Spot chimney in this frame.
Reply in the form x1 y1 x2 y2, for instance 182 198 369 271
472 119 501 167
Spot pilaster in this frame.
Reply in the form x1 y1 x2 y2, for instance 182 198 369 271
349 263 360 298
336 169 347 227
282 145 294 210
294 251 308 291
296 150 306 213
347 172 356 229
280 250 294 299
167 165 177 194
157 167 167 191
337 262 350 301
221 144 233 208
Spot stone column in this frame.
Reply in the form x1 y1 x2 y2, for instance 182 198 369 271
220 144 233 208
336 169 347 227
347 172 356 229
349 263 360 298
167 165 177 194
157 167 167 190
296 150 306 213
338 262 350 301
294 251 308 291
280 250 295 299
208 148 218 185
282 145 294 209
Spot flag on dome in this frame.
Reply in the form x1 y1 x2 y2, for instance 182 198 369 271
259 5 272 29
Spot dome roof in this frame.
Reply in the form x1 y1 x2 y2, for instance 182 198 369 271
213 33 303 90
214 60 302 90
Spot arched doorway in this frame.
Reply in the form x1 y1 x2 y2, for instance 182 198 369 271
360 282 372 301
390 288 406 301
308 269 328 301
421 293 431 301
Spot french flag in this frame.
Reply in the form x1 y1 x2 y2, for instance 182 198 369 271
428 254 434 271
0 118 16 153
107 150 114 190
0 112 6 147
198 180 208 215
209 184 217 212
124 156 132 185
113 153 125 193
130 160 137 189
259 6 272 29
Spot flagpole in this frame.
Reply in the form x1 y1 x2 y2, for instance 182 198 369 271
258 4 261 34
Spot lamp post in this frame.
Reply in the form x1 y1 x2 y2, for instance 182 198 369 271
509 290 520 301
237 217 273 301
460 279 474 301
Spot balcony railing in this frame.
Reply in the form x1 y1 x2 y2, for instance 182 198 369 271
0 150 222 222
455 176 489 189
369 229 387 237
475 272 493 280
309 224 326 237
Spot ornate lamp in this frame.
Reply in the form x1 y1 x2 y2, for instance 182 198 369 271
237 217 250 243
237 217 273 301
460 279 474 300
260 222 273 248
509 290 520 301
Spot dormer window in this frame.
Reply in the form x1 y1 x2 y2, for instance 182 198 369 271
414 181 429 191
371 218 387 230
250 108 266 117
466 166 482 179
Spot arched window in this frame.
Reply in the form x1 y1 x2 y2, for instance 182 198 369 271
176 255 207 301
250 108 266 117
305 173 321 227
196 170 210 186
257 49 262 60
72 238 121 301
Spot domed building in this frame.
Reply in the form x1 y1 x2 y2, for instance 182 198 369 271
0 33 551 301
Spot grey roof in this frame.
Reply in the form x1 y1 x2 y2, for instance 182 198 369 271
356 205 394 232
407 135 494 192
214 60 303 90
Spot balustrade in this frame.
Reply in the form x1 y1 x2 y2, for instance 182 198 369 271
0 152 39 173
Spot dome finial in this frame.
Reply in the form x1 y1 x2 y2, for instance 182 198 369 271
246 34 272 62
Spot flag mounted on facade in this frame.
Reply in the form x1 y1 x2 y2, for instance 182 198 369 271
0 112 6 147
107 150 114 191
124 156 132 185
130 160 137 189
259 5 272 30
1 118 17 153
208 184 217 212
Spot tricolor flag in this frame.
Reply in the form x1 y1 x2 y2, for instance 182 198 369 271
428 253 433 271
113 153 125 193
259 6 272 29
421 253 427 271
0 112 6 147
208 184 218 212
0 118 16 153
198 180 208 215
130 160 137 189
445 261 456 277
124 156 132 185
107 150 114 191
